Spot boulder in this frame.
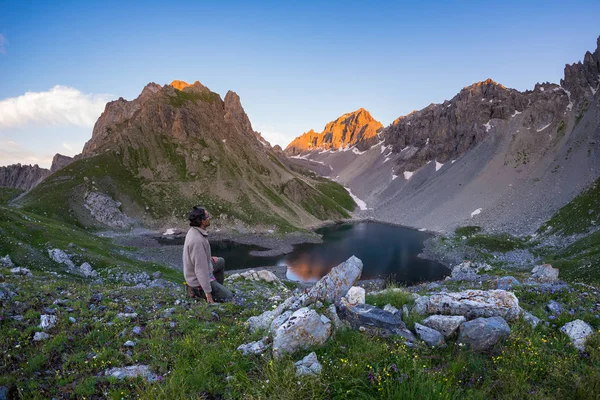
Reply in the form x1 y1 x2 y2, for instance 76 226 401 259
79 262 98 278
345 286 365 305
0 255 14 268
450 261 492 280
414 323 446 348
496 276 521 290
10 267 32 277
546 300 564 315
421 315 465 338
33 332 51 341
303 256 363 305
413 290 521 321
523 311 541 328
560 320 593 351
530 264 559 283
48 249 76 269
103 365 159 382
247 310 276 333
257 270 278 283
272 308 331 358
339 302 416 342
457 316 511 352
39 315 57 330
295 352 323 376
237 338 270 355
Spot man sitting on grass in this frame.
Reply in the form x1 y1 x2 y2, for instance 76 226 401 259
183 206 233 303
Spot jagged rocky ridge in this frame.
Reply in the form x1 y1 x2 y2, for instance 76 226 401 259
19 80 354 230
0 154 73 191
285 37 600 234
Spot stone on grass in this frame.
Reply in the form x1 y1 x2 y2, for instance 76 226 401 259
496 276 521 290
237 338 270 355
546 300 564 315
457 316 510 352
247 310 276 333
345 286 365 305
116 313 138 320
295 352 323 377
39 315 57 330
10 267 32 277
103 365 159 382
123 340 136 348
69 317 77 323
413 290 521 321
132 326 143 335
0 284 16 301
560 320 593 351
0 255 14 268
304 256 363 305
414 323 446 348
383 304 400 316
272 308 331 359
523 311 541 328
33 332 51 341
79 262 98 278
339 302 416 342
421 315 465 338
152 271 162 280
48 249 76 269
257 270 279 283
530 264 559 283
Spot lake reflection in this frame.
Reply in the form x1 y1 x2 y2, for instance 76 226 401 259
282 222 449 284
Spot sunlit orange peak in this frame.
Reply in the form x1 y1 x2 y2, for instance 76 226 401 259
170 80 192 91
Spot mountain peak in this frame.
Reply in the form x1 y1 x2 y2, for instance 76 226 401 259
284 108 382 155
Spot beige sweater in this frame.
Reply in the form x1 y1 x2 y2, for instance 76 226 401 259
183 227 213 293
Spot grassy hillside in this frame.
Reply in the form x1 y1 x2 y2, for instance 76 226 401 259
18 151 355 233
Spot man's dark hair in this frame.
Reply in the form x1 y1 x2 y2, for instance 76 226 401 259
188 206 207 227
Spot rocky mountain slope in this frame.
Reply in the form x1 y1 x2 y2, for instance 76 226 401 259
0 154 73 191
18 81 354 231
286 37 600 235
285 108 383 155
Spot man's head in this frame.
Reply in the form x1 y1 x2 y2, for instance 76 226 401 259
188 206 210 228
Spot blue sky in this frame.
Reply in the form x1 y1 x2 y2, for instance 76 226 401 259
1 0 599 167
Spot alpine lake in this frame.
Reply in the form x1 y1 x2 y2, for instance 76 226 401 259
159 221 449 285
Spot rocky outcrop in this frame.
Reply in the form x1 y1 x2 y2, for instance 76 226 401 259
0 163 49 190
285 108 383 155
457 316 511 352
50 153 74 173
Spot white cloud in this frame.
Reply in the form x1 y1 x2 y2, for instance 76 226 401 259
0 34 6 54
62 142 73 151
256 125 294 148
0 139 53 168
0 85 114 129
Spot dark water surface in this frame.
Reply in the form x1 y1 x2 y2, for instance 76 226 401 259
160 222 449 285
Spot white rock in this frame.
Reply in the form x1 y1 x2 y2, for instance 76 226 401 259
69 317 77 323
104 365 158 382
48 248 76 269
414 290 521 321
345 286 365 305
383 304 400 315
39 315 57 330
116 313 138 319
79 262 98 278
421 315 465 338
257 270 278 283
560 320 593 351
272 308 332 358
33 332 51 341
530 264 559 283
270 311 293 333
10 267 33 277
295 352 323 376
237 338 270 355
0 255 14 268
124 340 136 347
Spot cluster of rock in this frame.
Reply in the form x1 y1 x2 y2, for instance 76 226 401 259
83 191 132 229
226 269 288 292
237 257 596 374
0 153 74 191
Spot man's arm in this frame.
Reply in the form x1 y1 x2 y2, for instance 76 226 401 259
190 240 212 294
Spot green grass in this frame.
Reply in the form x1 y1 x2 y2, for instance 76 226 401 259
0 187 24 204
466 234 528 252
168 89 221 107
2 267 599 399
538 177 600 236
454 226 482 237
316 180 357 212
